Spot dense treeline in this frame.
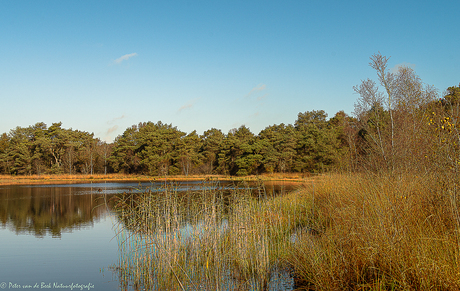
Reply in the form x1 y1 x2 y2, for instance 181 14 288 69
0 112 354 176
1 53 459 176
0 122 111 175
108 111 353 176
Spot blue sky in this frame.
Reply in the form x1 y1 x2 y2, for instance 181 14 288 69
1 0 459 142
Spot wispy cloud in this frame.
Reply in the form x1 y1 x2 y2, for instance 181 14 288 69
102 125 120 143
246 84 266 98
391 62 416 73
107 125 118 134
107 114 126 124
114 53 138 64
257 94 268 101
178 98 200 113
103 115 125 142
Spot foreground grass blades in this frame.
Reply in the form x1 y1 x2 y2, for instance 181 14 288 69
110 181 306 290
288 173 460 290
110 173 460 290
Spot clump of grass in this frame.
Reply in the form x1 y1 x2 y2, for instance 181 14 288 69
110 181 304 290
287 172 460 290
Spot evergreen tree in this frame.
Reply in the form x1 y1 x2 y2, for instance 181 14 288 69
200 128 224 174
259 123 297 173
294 110 339 172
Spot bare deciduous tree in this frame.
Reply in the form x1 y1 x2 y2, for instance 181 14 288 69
354 53 437 172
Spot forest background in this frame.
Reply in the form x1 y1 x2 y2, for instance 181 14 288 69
2 54 459 178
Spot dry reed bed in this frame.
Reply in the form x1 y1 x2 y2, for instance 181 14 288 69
289 173 460 290
110 181 308 290
108 173 459 290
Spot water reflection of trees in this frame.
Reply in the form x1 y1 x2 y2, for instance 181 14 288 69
110 181 300 290
110 181 297 234
0 187 113 237
0 181 297 238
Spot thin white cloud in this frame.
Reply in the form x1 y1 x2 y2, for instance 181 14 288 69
107 125 118 134
102 125 120 143
246 84 266 98
257 94 268 101
179 103 193 111
391 62 416 73
114 53 138 64
107 114 126 124
178 98 200 113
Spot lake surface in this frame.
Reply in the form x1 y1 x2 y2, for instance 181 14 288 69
0 181 297 291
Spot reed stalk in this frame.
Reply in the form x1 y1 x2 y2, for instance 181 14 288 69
110 180 300 290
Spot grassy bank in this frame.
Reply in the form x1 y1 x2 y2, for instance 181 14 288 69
0 173 150 185
287 172 460 290
0 172 312 186
110 172 460 290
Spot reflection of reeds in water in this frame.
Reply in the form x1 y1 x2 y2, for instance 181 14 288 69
110 180 306 290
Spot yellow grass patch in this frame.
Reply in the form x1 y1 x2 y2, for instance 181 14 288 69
0 173 316 186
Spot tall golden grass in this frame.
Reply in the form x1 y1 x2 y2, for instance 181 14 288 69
288 172 460 290
110 180 307 290
108 171 460 290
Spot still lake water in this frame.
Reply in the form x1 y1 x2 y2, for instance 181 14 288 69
0 181 296 291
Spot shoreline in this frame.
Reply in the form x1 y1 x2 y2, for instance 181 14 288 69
0 173 314 186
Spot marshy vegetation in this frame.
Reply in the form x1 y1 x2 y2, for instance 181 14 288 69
110 180 307 290
109 171 460 290
289 173 460 290
106 170 460 290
